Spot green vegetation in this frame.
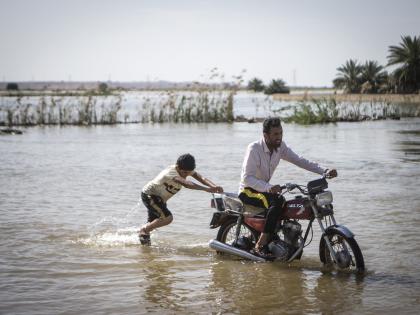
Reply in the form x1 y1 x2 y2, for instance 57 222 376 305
139 89 236 123
361 61 388 93
334 35 420 94
247 78 265 92
138 69 241 123
0 95 123 126
264 79 290 95
6 83 19 91
333 59 364 93
278 98 419 125
281 99 339 124
247 77 290 94
98 82 111 95
0 70 243 126
333 59 389 93
388 35 420 93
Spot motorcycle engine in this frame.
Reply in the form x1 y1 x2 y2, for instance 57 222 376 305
268 240 292 261
283 220 302 247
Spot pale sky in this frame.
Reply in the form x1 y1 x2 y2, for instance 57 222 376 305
1 0 419 86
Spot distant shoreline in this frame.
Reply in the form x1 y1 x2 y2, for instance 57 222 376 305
1 89 420 104
272 93 420 104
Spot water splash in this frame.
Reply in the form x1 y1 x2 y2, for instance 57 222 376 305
77 202 142 247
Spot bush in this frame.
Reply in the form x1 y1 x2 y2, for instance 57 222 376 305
6 83 19 91
283 99 338 124
98 82 109 94
264 79 290 95
247 78 265 92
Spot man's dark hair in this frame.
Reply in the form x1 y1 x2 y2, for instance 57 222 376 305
263 117 282 134
176 153 196 171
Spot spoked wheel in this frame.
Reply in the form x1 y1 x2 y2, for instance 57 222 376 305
216 217 258 253
319 230 365 273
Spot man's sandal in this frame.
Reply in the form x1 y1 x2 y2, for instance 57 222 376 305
250 246 275 261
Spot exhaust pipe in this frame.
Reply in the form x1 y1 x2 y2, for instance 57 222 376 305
209 239 266 262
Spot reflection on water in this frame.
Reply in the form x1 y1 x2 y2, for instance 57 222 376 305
1 118 420 314
141 251 181 313
207 259 366 314
397 130 420 135
395 129 420 162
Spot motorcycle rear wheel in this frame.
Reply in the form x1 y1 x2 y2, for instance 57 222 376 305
319 230 365 273
216 217 258 252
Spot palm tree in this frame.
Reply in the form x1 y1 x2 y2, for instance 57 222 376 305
247 78 265 92
387 35 420 93
360 60 388 93
333 59 363 93
264 79 290 95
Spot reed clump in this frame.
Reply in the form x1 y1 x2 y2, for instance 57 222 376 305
0 95 123 126
138 69 242 123
280 98 420 124
0 70 242 126
139 89 235 123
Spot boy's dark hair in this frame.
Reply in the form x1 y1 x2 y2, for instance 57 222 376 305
176 153 196 171
263 117 282 134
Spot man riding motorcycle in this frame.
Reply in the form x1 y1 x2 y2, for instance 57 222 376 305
239 117 337 258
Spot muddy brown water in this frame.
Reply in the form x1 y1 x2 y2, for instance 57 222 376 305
1 119 420 314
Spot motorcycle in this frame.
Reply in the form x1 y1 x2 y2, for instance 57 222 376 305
208 177 365 273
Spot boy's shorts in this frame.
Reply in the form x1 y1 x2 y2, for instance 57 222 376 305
141 192 172 222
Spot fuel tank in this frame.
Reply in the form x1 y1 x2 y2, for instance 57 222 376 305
243 197 313 233
282 197 313 220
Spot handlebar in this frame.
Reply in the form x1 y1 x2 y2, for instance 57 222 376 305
281 183 307 194
213 176 330 198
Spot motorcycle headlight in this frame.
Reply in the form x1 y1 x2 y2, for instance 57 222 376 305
315 191 333 206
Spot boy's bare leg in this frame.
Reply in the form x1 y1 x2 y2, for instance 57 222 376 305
140 215 173 234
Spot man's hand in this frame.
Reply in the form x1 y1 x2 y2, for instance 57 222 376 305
325 169 338 179
269 185 283 194
208 186 224 193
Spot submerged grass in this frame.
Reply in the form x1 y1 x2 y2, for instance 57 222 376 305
0 70 241 126
0 95 123 126
280 98 420 124
281 99 339 124
138 89 236 124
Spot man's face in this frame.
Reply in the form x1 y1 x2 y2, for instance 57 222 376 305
264 126 283 149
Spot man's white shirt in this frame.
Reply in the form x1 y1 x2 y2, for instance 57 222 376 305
239 138 325 193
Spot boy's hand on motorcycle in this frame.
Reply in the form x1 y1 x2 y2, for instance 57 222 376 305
269 185 283 194
209 186 224 193
325 169 338 178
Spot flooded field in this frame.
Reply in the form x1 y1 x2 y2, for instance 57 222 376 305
1 118 420 314
1 91 419 126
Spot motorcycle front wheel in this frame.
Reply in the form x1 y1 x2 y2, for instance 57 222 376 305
216 217 258 252
319 230 365 273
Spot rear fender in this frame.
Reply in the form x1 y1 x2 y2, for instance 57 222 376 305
209 211 238 229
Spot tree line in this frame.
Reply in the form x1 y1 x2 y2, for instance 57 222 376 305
334 35 419 94
248 35 420 95
247 78 290 95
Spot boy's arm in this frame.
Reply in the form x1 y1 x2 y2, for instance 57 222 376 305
173 176 221 193
192 172 224 193
192 172 214 187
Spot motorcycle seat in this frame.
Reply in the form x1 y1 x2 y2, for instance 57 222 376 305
222 192 266 217
243 204 266 217
223 193 244 212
